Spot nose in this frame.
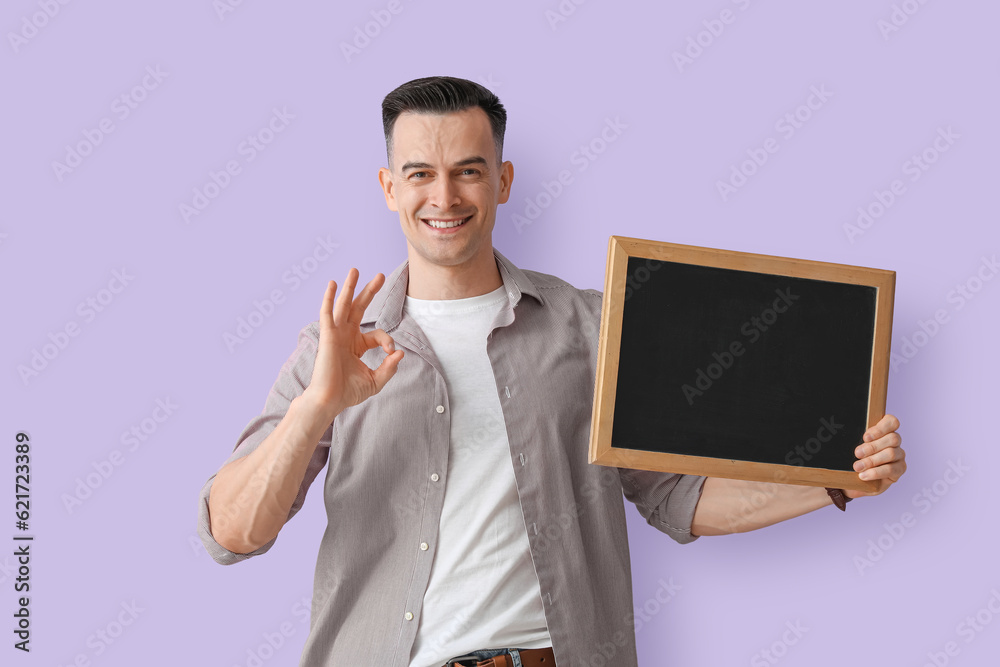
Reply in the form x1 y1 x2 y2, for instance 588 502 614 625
428 175 460 210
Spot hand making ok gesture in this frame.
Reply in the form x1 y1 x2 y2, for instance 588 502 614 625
302 268 405 423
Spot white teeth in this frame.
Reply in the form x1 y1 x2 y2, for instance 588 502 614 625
425 218 467 229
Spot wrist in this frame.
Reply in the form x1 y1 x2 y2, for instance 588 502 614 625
825 487 853 511
293 391 340 436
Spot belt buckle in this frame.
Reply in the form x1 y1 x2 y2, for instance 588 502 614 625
447 656 506 667
475 657 506 667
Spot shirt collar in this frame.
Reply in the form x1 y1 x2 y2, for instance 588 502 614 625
361 248 544 331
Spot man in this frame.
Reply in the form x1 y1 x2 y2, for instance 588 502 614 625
198 76 905 667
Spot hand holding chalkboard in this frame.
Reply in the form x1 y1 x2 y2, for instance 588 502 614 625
589 237 895 493
847 413 906 497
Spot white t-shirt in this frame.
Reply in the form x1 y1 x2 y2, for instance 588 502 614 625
405 286 551 667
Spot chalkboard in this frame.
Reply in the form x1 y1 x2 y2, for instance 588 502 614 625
589 237 895 492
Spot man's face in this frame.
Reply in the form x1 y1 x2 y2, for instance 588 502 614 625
378 108 513 274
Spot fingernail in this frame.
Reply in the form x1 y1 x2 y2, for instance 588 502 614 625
859 471 872 480
853 461 865 472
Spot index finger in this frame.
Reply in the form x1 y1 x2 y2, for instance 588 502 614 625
347 273 386 326
332 268 360 326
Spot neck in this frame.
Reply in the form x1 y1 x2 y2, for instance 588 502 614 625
405 246 503 300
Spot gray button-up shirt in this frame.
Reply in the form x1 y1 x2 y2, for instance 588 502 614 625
197 248 706 666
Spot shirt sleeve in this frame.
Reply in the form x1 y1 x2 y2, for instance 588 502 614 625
196 322 332 565
618 468 707 544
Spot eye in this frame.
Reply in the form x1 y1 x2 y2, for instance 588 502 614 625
409 171 428 179
461 168 479 176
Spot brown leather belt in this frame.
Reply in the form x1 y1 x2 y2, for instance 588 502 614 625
448 647 555 667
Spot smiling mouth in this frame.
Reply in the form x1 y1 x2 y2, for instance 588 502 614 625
423 216 471 229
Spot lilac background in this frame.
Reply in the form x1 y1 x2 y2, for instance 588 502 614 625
3 1 998 665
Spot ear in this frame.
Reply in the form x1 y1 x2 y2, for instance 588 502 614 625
497 160 514 205
378 167 398 212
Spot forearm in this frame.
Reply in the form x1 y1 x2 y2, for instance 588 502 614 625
691 476 834 536
208 392 334 553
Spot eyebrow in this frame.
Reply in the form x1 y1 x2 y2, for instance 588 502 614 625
400 156 489 172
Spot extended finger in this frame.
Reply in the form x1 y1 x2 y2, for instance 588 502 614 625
862 413 900 443
855 431 902 459
320 280 337 330
858 458 907 484
333 268 359 326
348 273 386 326
854 442 904 475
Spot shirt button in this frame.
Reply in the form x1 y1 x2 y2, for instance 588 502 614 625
430 473 440 482
404 612 414 621
419 542 429 551
435 405 445 414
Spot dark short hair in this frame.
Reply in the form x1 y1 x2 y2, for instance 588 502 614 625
381 76 506 166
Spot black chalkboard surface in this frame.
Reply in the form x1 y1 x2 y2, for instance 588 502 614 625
589 237 895 492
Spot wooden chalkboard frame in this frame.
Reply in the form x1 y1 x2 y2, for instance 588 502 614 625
588 236 895 493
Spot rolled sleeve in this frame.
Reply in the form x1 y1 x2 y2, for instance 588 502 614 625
618 469 707 544
197 323 332 565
